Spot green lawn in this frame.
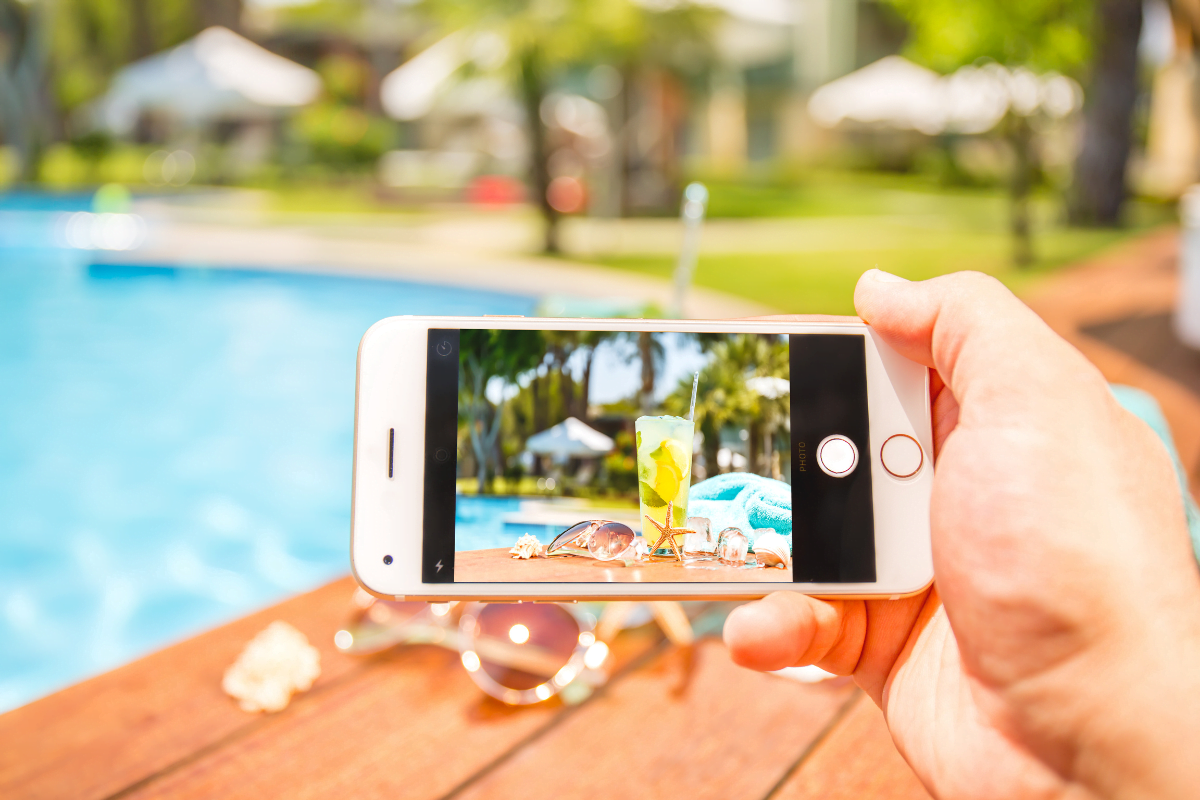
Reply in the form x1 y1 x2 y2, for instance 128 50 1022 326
587 171 1176 315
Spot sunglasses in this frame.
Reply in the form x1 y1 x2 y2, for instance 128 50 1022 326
335 593 610 706
547 520 645 561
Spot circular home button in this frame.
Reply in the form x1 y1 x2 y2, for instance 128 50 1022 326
881 434 923 478
817 435 858 478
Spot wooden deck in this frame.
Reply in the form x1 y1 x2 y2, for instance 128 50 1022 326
0 578 930 800
1023 227 1200 493
5 227 1200 800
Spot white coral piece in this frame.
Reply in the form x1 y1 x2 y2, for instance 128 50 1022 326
222 621 321 713
509 533 544 559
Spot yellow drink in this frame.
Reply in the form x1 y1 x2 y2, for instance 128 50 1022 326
635 415 694 552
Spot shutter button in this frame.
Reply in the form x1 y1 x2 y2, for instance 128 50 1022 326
817 435 858 477
881 434 923 478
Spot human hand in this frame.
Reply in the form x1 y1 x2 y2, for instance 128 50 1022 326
725 271 1200 799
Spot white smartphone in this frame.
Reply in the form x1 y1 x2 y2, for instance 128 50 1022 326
350 315 933 601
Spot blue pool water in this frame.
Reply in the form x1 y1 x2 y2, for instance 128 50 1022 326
455 495 526 551
0 222 535 710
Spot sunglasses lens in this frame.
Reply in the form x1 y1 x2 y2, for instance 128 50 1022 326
461 604 581 702
548 521 597 554
586 522 636 561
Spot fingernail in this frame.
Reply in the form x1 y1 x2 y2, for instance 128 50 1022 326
869 269 908 283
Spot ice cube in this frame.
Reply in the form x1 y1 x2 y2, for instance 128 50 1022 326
717 527 749 567
683 517 716 561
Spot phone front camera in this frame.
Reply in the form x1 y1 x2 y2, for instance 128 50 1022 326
382 554 393 565
434 448 450 463
435 340 453 357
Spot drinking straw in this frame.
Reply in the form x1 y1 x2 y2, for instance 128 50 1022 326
689 371 699 422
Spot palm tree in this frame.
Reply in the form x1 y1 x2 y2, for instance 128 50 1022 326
575 330 615 419
667 334 788 477
460 329 544 492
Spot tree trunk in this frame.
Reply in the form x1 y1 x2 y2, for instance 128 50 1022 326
1068 0 1143 226
481 402 505 494
129 0 156 60
198 0 243 31
532 373 546 434
468 367 489 495
579 348 594 420
638 332 655 414
748 421 761 476
1007 113 1035 267
618 64 635 216
518 48 560 253
553 343 573 420
1 1 55 183
701 417 721 477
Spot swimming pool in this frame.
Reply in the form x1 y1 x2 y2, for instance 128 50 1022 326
0 210 536 711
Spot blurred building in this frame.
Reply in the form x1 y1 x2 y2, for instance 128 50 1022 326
371 0 909 210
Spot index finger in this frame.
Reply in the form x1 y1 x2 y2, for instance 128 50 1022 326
853 269 1104 409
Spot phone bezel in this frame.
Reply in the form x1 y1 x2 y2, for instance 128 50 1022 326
351 316 933 601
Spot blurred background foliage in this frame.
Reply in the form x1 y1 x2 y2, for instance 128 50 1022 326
887 0 1093 74
1 0 1194 312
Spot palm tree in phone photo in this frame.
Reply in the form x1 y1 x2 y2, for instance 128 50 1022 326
459 329 544 493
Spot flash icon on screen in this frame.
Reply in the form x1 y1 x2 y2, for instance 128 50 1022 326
435 560 443 573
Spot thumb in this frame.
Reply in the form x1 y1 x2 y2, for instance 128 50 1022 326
854 269 1093 405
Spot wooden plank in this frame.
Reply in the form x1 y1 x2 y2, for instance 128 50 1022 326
109 616 668 800
118 646 562 800
452 639 857 800
771 693 931 800
0 577 365 800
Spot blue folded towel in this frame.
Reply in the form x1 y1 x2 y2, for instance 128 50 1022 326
1111 385 1200 560
689 472 792 552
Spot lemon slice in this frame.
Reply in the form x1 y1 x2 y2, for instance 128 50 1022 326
652 462 681 502
660 439 689 471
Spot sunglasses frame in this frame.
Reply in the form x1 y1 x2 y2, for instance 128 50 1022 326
337 594 606 706
546 519 640 561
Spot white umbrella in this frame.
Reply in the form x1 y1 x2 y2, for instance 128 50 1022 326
99 27 321 134
746 376 790 399
524 417 615 458
808 56 1082 136
380 34 466 121
808 56 948 135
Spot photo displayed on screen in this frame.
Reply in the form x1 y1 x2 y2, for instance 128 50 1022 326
448 329 798 583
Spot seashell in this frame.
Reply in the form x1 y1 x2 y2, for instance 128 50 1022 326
753 531 791 569
509 533 544 559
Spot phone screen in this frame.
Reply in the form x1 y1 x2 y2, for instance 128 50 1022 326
422 328 875 585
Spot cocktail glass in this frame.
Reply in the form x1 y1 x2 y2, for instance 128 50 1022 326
635 415 694 555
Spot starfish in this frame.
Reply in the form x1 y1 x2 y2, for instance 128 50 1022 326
644 505 693 562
